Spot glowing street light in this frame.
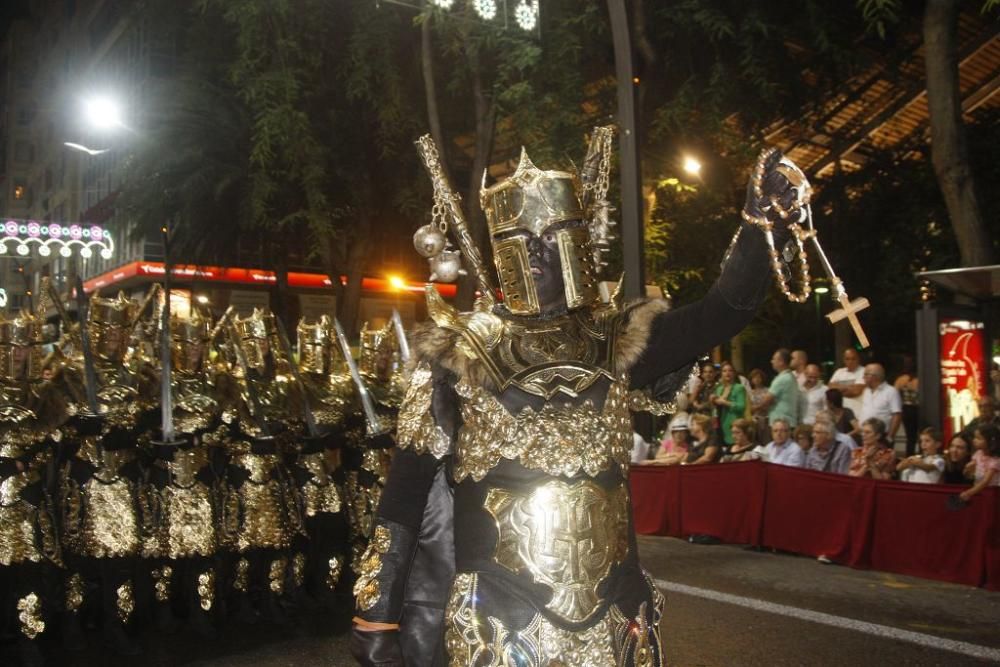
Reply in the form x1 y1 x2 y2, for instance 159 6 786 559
682 155 702 176
814 285 830 295
83 96 124 131
388 275 406 291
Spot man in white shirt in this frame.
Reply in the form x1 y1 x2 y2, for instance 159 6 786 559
791 349 809 388
759 419 805 467
829 348 865 415
800 364 827 425
858 363 903 441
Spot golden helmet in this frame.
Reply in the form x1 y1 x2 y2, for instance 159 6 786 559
0 310 45 381
87 291 139 362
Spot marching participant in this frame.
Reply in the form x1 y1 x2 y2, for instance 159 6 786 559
352 130 800 665
0 299 67 666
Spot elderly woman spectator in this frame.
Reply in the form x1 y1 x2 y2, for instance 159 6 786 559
721 418 760 462
849 418 897 479
648 413 691 465
684 413 721 465
942 433 973 485
826 388 860 441
748 368 770 443
712 362 748 448
804 421 851 474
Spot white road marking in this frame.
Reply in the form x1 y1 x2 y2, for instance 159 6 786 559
656 579 1000 663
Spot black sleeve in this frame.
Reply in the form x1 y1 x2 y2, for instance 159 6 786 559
629 221 775 390
377 448 442 529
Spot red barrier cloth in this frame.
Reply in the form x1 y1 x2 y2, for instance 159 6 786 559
629 465 681 536
628 463 1000 589
869 481 994 586
762 465 875 567
679 461 765 544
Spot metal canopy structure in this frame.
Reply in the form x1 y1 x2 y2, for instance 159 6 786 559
918 265 1000 301
766 11 1000 178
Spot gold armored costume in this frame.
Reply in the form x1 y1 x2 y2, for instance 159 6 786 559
0 306 66 647
353 130 791 666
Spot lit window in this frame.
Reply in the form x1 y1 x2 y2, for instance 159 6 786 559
13 185 27 200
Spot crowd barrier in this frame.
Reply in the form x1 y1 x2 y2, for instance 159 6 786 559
629 461 1000 590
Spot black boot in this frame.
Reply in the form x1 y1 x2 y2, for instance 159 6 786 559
262 592 291 627
233 592 259 625
189 607 218 640
60 613 86 651
103 621 141 656
154 602 181 634
16 638 45 667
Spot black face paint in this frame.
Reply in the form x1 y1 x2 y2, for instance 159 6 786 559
527 230 566 316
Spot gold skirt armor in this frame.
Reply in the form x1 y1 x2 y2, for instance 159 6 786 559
221 442 303 553
60 439 142 559
445 572 665 667
0 461 61 567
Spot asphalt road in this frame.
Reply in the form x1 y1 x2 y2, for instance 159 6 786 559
10 536 999 666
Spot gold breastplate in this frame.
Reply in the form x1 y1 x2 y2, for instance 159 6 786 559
453 376 632 482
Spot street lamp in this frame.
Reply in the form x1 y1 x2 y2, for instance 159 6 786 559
682 155 702 177
82 96 124 131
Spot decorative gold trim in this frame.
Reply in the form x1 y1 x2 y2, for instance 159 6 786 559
198 570 215 611
353 524 391 611
234 557 250 592
17 592 45 639
269 557 288 594
116 581 135 623
65 573 84 613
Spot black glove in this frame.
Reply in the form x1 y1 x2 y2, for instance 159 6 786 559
365 432 396 450
349 627 405 667
69 412 105 437
743 148 797 245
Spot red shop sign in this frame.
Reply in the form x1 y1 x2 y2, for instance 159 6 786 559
939 318 986 442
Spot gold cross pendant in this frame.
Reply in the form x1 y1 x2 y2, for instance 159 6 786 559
825 292 871 349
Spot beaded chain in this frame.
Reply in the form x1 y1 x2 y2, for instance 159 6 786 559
738 147 816 304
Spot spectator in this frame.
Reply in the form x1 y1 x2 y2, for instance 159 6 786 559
825 388 860 440
691 362 719 417
760 419 805 467
849 418 896 480
712 362 747 448
962 397 999 439
859 363 903 442
794 424 813 454
722 418 759 462
829 347 866 416
631 432 650 464
791 349 809 388
893 356 920 457
758 348 801 427
684 413 720 465
959 424 1000 502
650 413 690 465
801 364 828 425
748 368 770 443
942 433 973 485
815 410 858 451
804 421 851 474
897 428 945 484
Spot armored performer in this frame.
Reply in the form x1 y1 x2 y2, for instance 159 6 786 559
0 303 66 667
285 315 353 604
56 290 158 655
218 308 303 624
340 322 403 575
143 307 224 637
351 131 798 666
